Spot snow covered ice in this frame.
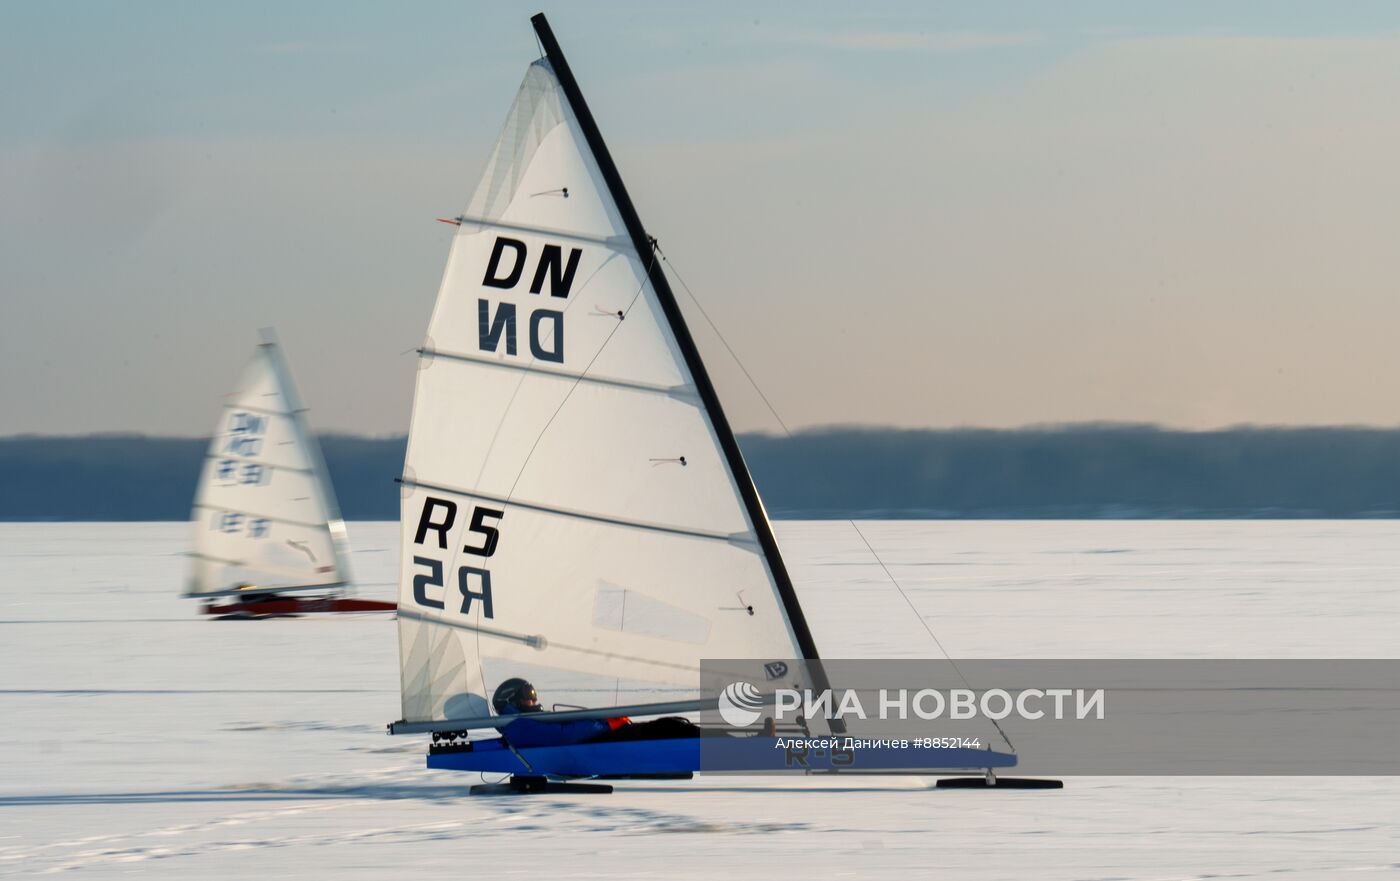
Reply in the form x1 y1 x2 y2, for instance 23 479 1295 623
2 521 1398 879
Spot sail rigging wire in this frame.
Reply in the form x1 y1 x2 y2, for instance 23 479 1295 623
655 245 1017 753
654 243 793 439
846 522 1015 753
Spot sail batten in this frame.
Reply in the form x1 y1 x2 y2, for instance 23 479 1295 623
452 213 635 250
420 347 695 398
399 610 709 678
201 454 317 476
396 22 813 726
399 477 752 545
191 504 339 533
212 402 309 419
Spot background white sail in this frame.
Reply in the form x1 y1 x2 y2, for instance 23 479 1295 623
186 330 351 598
397 57 806 724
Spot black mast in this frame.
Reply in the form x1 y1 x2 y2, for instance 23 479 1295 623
530 13 821 662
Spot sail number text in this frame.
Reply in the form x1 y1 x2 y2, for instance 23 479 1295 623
476 236 583 364
411 497 503 618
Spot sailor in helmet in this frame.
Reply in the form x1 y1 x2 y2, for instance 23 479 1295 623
491 678 623 748
492 678 699 747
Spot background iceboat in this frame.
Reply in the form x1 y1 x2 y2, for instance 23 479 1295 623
186 329 394 618
386 14 1018 792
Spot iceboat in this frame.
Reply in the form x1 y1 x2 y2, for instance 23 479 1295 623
386 14 1018 792
185 329 395 618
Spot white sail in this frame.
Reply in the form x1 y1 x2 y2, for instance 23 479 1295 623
186 329 351 598
396 47 813 725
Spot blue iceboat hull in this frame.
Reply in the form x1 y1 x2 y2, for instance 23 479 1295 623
428 735 1017 778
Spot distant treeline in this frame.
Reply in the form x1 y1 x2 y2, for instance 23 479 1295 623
4 425 1400 520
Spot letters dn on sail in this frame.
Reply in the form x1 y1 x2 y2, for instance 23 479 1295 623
477 236 581 364
411 497 504 618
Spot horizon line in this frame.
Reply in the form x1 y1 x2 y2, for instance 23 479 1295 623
11 421 1400 442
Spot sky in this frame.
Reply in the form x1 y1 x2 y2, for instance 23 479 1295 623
5 1 1400 435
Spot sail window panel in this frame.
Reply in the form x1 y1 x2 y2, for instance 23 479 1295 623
593 582 712 645
396 489 799 722
406 366 751 536
429 228 687 391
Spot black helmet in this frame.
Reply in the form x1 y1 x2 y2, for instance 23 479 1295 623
492 677 539 714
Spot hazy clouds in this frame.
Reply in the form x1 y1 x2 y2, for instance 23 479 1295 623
5 4 1400 435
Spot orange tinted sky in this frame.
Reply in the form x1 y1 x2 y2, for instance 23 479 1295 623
5 3 1400 433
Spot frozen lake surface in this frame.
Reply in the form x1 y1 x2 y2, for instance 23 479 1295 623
2 521 1398 879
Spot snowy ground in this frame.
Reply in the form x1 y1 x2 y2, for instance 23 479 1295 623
2 521 1398 879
